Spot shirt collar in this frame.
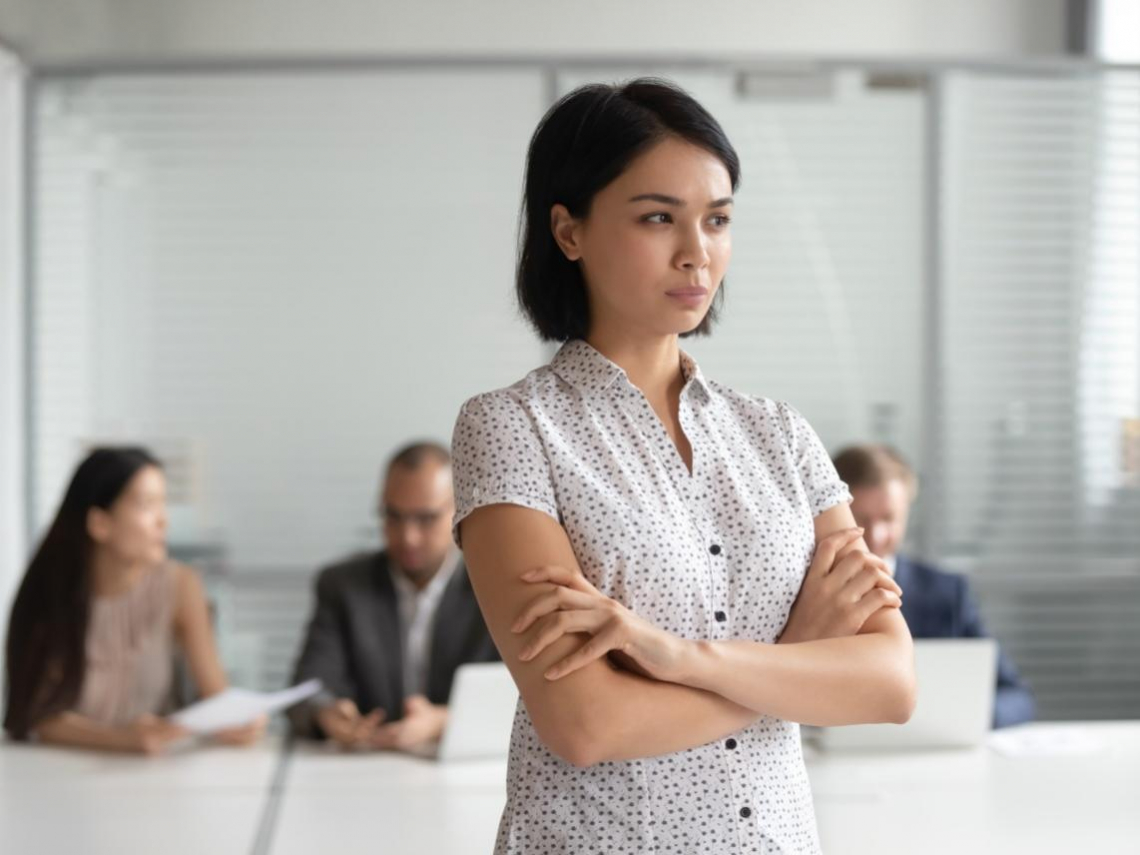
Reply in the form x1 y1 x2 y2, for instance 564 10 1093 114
551 338 713 402
389 546 461 602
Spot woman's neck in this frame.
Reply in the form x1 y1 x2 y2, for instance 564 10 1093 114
89 548 148 597
585 326 684 401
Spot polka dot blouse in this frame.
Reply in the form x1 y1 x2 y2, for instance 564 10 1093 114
451 339 851 855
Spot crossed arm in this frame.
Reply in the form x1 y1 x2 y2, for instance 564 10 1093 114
459 502 916 768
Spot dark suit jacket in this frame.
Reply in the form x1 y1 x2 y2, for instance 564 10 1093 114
287 550 500 738
895 555 1036 729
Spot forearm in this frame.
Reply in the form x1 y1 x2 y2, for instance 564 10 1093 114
677 625 915 727
535 658 759 766
34 712 136 753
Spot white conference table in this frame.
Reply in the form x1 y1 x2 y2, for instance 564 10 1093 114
806 722 1139 854
0 736 281 855
270 721 1140 855
2 723 1137 854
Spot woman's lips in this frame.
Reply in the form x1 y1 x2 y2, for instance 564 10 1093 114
666 287 709 308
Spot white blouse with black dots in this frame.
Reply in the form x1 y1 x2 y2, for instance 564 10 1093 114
451 338 851 855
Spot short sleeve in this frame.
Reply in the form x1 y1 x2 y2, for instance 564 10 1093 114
450 390 560 546
776 401 852 517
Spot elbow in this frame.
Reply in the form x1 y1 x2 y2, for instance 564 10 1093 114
887 679 917 725
537 725 605 769
884 659 918 725
553 737 604 769
531 711 608 769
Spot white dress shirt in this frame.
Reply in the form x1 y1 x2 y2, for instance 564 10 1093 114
389 547 462 699
451 339 852 855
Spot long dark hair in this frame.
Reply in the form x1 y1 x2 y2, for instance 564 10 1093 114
4 446 161 739
516 77 741 342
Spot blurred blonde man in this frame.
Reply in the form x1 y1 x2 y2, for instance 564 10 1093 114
833 445 1036 728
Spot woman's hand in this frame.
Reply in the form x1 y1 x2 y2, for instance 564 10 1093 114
778 527 902 645
124 714 190 755
213 713 268 747
512 565 689 683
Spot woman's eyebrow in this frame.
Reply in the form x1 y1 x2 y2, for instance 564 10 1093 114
629 192 683 205
628 193 735 208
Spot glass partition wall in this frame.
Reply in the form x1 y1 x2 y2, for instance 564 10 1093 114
27 60 1140 717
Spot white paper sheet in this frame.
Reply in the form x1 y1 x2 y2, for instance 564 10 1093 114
170 679 323 735
988 725 1105 758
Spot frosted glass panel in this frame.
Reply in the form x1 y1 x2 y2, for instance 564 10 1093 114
33 70 549 570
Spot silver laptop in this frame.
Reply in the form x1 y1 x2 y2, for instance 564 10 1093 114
805 638 997 750
432 662 518 762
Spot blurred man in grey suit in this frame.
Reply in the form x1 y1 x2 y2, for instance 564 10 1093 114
288 441 498 751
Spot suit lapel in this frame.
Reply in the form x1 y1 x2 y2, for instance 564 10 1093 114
426 564 477 701
371 553 406 708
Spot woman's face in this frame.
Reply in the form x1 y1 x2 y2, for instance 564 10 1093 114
554 136 734 341
88 465 169 566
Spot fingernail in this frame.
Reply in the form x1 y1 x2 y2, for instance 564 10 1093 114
543 668 558 680
521 569 537 580
519 648 532 661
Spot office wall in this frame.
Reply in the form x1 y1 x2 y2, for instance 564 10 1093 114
31 70 550 570
1 0 1068 64
30 65 930 573
27 64 930 690
0 46 25 684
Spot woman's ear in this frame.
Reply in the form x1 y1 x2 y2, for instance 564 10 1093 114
550 204 583 262
87 507 111 544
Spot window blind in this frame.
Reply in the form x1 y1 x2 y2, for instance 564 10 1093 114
936 69 1140 718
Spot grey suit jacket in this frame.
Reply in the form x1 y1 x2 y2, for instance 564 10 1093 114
287 550 500 738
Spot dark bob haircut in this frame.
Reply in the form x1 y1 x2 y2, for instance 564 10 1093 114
516 78 741 343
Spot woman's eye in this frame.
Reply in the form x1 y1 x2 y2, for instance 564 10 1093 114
643 212 672 224
710 214 732 227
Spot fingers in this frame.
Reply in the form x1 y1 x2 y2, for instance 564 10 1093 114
519 609 608 661
352 709 384 742
843 564 902 599
141 715 188 740
853 587 903 629
808 528 864 579
322 701 384 747
830 549 891 588
369 723 401 750
215 717 264 746
544 623 622 680
511 586 600 633
132 716 187 755
332 702 360 725
520 564 595 593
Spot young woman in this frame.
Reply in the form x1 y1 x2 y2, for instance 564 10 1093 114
4 447 265 753
452 80 915 854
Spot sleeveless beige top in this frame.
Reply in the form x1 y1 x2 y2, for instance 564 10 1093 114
75 562 178 725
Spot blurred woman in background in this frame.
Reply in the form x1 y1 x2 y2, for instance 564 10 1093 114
3 446 264 753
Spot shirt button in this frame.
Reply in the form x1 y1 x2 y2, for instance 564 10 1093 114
740 806 752 819
725 738 737 750
714 610 727 622
709 544 722 555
